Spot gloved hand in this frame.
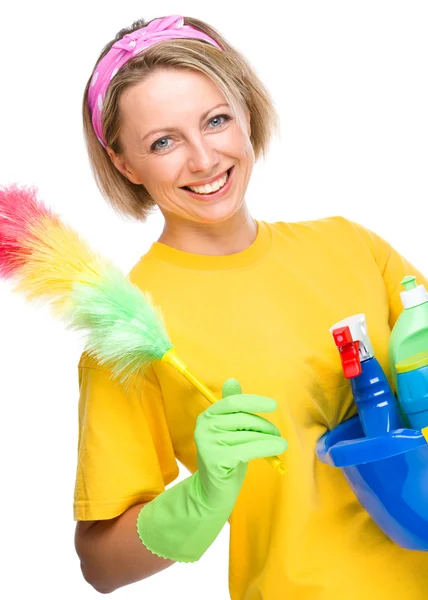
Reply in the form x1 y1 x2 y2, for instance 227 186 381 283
195 377 287 512
137 378 287 563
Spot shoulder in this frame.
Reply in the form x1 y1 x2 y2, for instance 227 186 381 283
78 349 104 370
266 215 370 242
127 251 152 287
126 244 170 293
264 217 387 264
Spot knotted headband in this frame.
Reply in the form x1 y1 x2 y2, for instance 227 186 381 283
88 15 222 148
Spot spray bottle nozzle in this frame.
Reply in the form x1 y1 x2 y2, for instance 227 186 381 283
332 326 362 379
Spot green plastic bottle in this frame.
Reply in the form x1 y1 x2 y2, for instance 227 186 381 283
388 275 428 394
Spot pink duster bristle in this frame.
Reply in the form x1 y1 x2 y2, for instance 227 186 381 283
0 183 55 278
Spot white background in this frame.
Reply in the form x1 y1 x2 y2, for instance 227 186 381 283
1 1 427 598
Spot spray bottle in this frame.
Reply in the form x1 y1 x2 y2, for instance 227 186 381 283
330 314 403 437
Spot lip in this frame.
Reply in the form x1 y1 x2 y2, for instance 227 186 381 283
182 168 230 188
182 166 234 202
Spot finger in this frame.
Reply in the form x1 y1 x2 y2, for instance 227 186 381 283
226 436 288 463
222 377 242 398
208 394 277 416
219 430 287 447
207 412 282 437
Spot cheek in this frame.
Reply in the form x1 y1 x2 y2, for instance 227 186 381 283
227 127 253 157
139 159 181 190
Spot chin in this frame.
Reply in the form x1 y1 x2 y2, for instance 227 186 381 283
195 201 244 224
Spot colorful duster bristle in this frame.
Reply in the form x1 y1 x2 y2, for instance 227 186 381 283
0 183 102 315
0 183 172 386
71 264 173 384
0 183 54 278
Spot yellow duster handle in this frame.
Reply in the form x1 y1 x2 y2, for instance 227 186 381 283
162 348 286 475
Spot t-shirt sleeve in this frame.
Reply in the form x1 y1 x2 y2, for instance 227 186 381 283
73 351 179 521
344 218 428 329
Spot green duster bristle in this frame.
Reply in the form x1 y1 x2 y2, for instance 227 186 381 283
67 261 173 388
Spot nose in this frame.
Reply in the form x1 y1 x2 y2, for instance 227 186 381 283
187 135 220 173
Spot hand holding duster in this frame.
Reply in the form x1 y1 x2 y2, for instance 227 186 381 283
138 377 287 562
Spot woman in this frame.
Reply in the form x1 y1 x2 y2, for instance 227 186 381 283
74 14 428 599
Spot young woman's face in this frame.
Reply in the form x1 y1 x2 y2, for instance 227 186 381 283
108 68 255 225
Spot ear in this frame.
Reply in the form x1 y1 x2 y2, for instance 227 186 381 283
105 146 142 185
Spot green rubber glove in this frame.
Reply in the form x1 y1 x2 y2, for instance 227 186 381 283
136 378 288 562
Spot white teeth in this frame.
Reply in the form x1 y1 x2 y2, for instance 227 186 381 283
188 171 229 194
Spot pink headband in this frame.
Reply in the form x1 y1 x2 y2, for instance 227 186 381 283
88 15 222 148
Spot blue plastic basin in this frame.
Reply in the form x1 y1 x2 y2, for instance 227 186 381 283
316 416 428 550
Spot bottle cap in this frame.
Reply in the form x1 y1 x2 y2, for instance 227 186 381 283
400 275 428 309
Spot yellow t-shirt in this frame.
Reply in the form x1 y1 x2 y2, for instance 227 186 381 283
74 216 428 599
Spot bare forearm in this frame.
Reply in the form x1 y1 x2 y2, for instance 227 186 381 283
75 503 175 594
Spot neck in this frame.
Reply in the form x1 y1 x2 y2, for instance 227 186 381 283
157 204 258 256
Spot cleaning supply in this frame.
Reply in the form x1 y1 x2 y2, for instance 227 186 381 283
137 378 287 562
388 275 428 394
316 313 428 551
396 350 428 430
316 414 428 550
330 314 403 437
0 183 286 474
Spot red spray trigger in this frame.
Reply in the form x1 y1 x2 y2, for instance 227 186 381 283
332 326 362 379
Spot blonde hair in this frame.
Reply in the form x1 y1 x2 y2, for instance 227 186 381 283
82 16 280 221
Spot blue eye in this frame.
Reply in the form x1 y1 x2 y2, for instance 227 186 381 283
150 114 231 153
152 137 171 151
209 114 231 128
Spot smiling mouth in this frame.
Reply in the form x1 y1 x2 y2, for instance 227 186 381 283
181 168 232 192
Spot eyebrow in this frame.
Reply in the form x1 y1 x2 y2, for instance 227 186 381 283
140 103 231 143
